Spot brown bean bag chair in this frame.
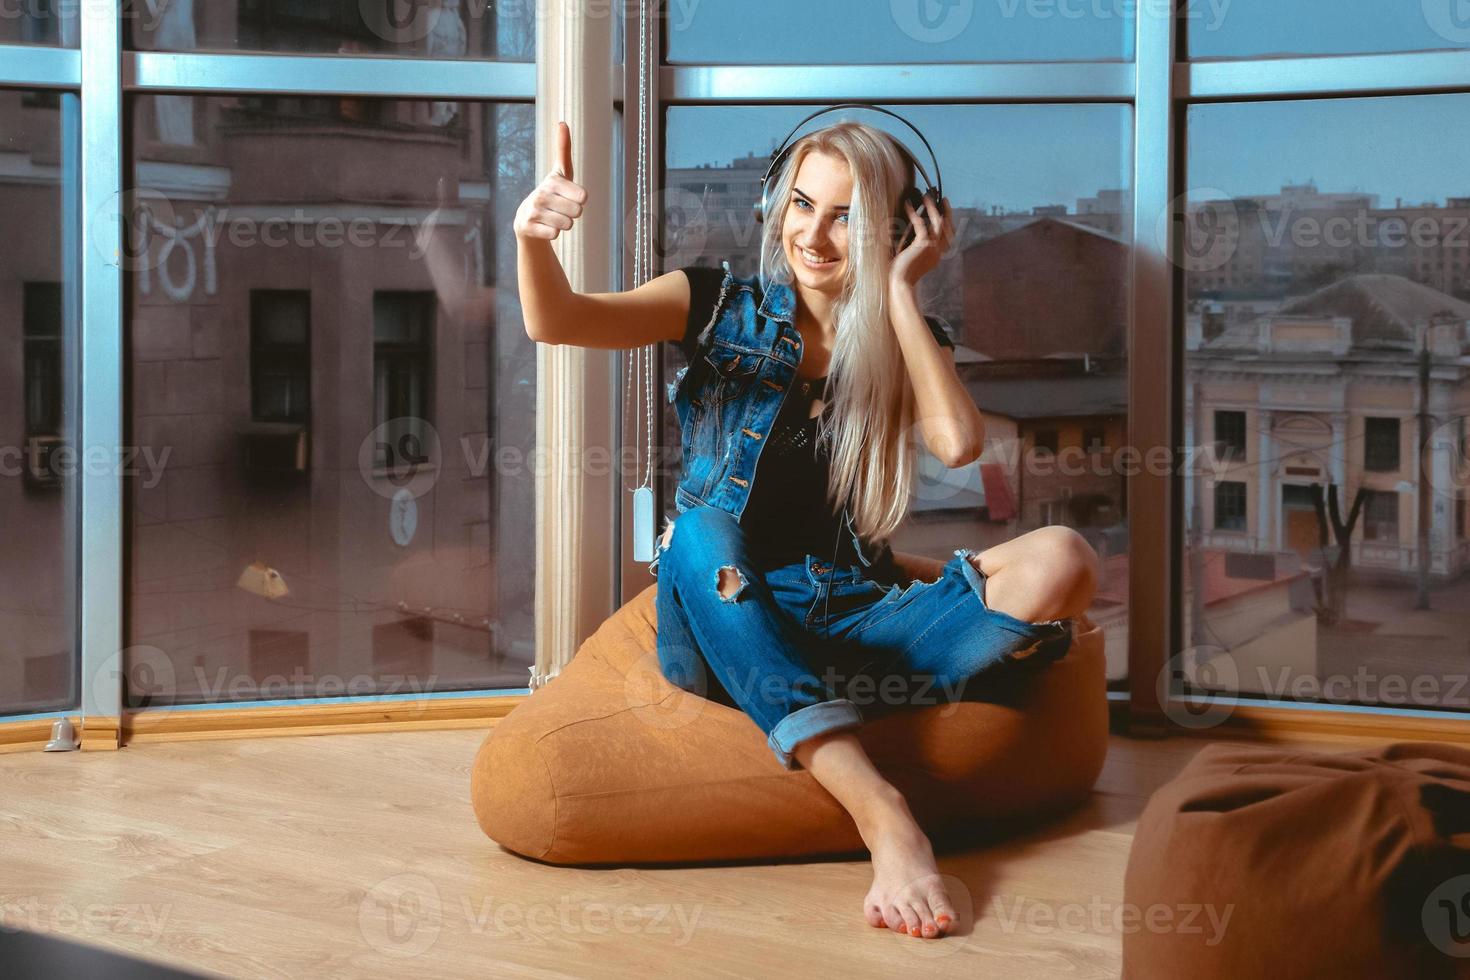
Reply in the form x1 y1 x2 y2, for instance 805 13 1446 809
471 551 1108 865
1123 741 1470 980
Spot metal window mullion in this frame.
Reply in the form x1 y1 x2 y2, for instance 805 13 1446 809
127 51 534 99
78 2 124 749
1126 1 1178 735
0 43 79 87
661 62 1134 103
1181 49 1470 101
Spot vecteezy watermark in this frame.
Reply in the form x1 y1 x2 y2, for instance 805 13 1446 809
350 423 1255 507
358 417 443 500
0 1 175 33
0 442 171 489
190 668 443 704
1422 415 1470 506
889 0 975 43
1422 0 1470 44
1423 874 1470 959
0 896 174 945
1158 646 1470 731
990 894 1235 946
1248 664 1470 709
96 188 458 275
625 647 714 732
1158 644 1240 730
357 873 704 958
353 0 711 45
890 0 1236 45
1158 188 1470 274
91 644 178 709
92 643 448 710
1155 188 1241 274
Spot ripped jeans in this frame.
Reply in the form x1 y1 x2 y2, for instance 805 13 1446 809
651 504 1075 770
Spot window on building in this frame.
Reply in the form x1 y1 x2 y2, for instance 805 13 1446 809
1033 428 1059 457
1363 489 1399 542
1364 417 1400 472
23 282 63 437
373 291 436 470
1082 427 1107 453
1214 410 1245 461
1214 481 1247 531
249 290 310 424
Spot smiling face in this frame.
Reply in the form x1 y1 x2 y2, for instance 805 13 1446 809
781 149 853 296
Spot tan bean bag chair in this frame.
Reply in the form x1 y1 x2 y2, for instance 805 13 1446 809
471 551 1109 865
1122 741 1470 980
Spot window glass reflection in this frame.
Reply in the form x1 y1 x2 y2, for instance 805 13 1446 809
664 0 1132 63
0 89 78 715
1187 0 1470 59
1184 93 1470 710
127 94 537 706
127 0 535 61
660 103 1133 685
0 1 78 47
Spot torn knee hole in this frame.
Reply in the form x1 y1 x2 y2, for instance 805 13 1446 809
715 564 747 602
660 520 675 550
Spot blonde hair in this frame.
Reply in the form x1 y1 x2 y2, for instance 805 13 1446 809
757 120 924 546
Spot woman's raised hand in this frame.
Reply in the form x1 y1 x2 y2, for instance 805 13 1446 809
514 121 588 241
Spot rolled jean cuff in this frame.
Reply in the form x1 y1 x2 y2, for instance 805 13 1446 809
766 699 864 770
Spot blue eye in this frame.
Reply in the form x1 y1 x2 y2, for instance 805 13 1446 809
794 199 848 223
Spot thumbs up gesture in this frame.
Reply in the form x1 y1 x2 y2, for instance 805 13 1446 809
514 121 588 241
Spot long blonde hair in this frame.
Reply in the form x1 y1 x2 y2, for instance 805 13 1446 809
757 120 923 545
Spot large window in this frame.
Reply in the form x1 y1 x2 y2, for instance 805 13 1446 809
664 0 1134 63
249 290 310 424
0 91 78 715
125 92 535 706
127 0 534 61
1184 91 1470 711
1185 0 1470 60
658 101 1133 686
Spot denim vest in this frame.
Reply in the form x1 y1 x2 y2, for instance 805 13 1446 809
651 260 883 577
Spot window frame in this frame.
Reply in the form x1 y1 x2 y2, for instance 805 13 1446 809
0 12 537 740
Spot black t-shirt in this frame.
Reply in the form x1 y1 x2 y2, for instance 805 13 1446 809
678 265 955 577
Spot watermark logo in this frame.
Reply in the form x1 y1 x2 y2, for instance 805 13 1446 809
93 187 179 274
624 647 712 731
1156 189 1240 273
93 644 178 709
1158 643 1239 730
1421 415 1470 507
1423 874 1470 958
359 873 443 958
358 417 442 500
890 0 974 43
1423 0 1470 44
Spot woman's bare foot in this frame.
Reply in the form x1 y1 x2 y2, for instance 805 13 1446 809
858 792 956 938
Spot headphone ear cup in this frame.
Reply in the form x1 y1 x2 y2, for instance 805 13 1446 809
894 186 924 253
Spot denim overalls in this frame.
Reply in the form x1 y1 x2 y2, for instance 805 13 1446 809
648 262 1074 769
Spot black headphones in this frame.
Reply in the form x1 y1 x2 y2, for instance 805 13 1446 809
753 103 946 255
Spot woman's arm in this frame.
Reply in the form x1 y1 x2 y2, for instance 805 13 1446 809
515 122 690 350
889 192 984 468
890 289 984 467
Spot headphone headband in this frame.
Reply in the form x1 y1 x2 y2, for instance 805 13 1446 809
756 103 944 221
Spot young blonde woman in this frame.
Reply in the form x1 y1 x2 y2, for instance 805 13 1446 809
515 119 1100 941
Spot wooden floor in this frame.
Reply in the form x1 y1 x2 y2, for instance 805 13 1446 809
0 726 1393 979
